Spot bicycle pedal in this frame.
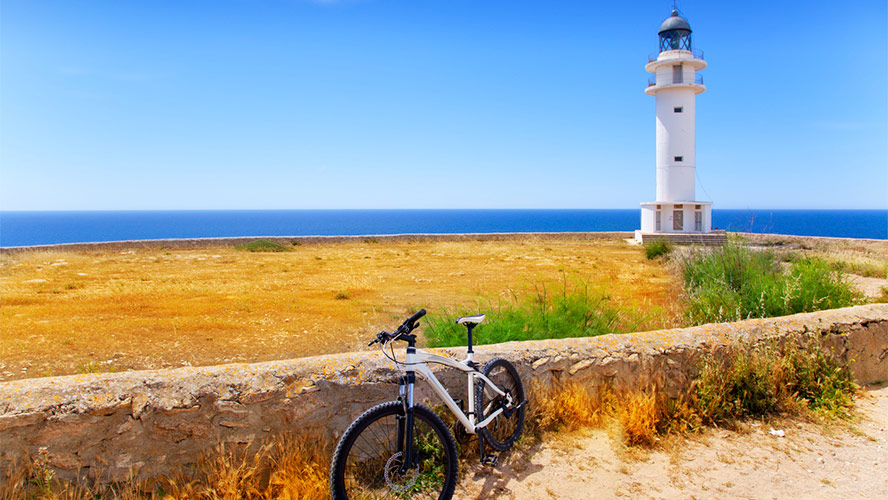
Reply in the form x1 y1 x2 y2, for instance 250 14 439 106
480 454 498 467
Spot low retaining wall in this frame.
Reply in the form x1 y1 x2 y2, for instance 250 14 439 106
2 304 887 483
0 232 634 253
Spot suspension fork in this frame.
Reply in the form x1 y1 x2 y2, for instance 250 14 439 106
397 370 417 473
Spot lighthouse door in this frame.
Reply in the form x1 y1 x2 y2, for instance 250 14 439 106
673 210 684 231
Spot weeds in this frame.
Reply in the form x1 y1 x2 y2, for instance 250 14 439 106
689 341 856 425
423 276 639 348
616 391 660 446
234 239 292 252
524 341 856 450
826 258 888 279
526 382 608 433
680 243 862 324
643 240 672 260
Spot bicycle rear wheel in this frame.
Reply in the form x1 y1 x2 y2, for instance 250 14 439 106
330 401 458 499
475 357 526 451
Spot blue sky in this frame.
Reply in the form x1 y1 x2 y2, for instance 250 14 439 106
1 0 885 210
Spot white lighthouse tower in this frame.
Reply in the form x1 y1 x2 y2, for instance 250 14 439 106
636 9 717 243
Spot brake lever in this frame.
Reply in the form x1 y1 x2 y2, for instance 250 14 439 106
368 331 390 346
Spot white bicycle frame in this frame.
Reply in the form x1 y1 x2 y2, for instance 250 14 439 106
401 346 511 435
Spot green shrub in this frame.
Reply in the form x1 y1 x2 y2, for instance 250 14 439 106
783 344 856 415
691 342 856 425
693 348 778 424
643 240 673 260
423 277 636 348
681 243 862 324
235 239 292 252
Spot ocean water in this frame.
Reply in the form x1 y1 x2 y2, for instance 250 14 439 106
0 209 885 247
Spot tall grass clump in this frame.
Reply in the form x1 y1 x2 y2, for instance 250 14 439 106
526 382 609 433
681 243 862 324
690 342 857 425
643 240 672 260
423 276 638 348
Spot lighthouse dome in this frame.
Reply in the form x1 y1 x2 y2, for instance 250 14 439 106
659 10 691 34
658 9 693 52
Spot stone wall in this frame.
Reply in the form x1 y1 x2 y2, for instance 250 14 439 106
0 232 633 253
2 304 887 483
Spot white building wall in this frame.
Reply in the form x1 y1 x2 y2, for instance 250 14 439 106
655 84 696 202
640 205 655 232
641 203 711 234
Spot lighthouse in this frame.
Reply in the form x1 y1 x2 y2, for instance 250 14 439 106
636 9 717 243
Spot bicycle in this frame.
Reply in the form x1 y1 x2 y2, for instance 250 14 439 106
329 309 528 499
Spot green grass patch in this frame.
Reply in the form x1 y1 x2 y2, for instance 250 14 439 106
680 243 862 324
235 239 293 253
643 240 672 260
423 276 641 348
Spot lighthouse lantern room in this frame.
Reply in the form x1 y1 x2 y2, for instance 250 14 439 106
636 9 716 243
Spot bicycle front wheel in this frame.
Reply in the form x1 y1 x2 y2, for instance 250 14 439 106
330 401 458 499
475 357 526 451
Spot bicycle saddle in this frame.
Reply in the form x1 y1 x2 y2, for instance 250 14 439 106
456 314 485 326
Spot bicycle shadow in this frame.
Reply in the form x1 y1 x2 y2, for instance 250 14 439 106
459 439 547 498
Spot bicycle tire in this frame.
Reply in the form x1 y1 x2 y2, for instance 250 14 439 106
475 357 526 452
330 401 458 499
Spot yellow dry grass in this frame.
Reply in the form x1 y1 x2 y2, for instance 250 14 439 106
0 236 683 381
1 431 331 499
524 381 663 447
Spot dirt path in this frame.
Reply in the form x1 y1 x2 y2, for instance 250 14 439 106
457 385 888 499
847 273 888 299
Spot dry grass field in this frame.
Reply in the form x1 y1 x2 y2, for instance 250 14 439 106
0 236 684 381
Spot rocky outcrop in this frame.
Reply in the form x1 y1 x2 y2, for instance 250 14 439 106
1 304 886 482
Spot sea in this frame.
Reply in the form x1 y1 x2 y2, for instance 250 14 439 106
0 209 885 247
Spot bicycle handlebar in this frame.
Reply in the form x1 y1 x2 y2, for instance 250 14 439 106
368 309 426 346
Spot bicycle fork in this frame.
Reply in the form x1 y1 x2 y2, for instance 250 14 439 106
397 373 417 474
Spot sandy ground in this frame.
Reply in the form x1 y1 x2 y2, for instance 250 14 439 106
457 385 888 499
847 274 888 299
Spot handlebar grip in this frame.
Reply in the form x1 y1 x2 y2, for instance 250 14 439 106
405 309 427 326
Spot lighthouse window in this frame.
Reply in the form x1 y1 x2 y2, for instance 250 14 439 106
674 106 683 113
655 211 661 231
674 156 683 162
672 65 683 83
695 211 703 231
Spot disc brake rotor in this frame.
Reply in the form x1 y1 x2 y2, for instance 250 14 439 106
383 452 419 492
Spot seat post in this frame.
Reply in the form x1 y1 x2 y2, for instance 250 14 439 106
466 324 475 355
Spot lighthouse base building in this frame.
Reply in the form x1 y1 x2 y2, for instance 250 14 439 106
634 9 725 245
639 201 711 235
